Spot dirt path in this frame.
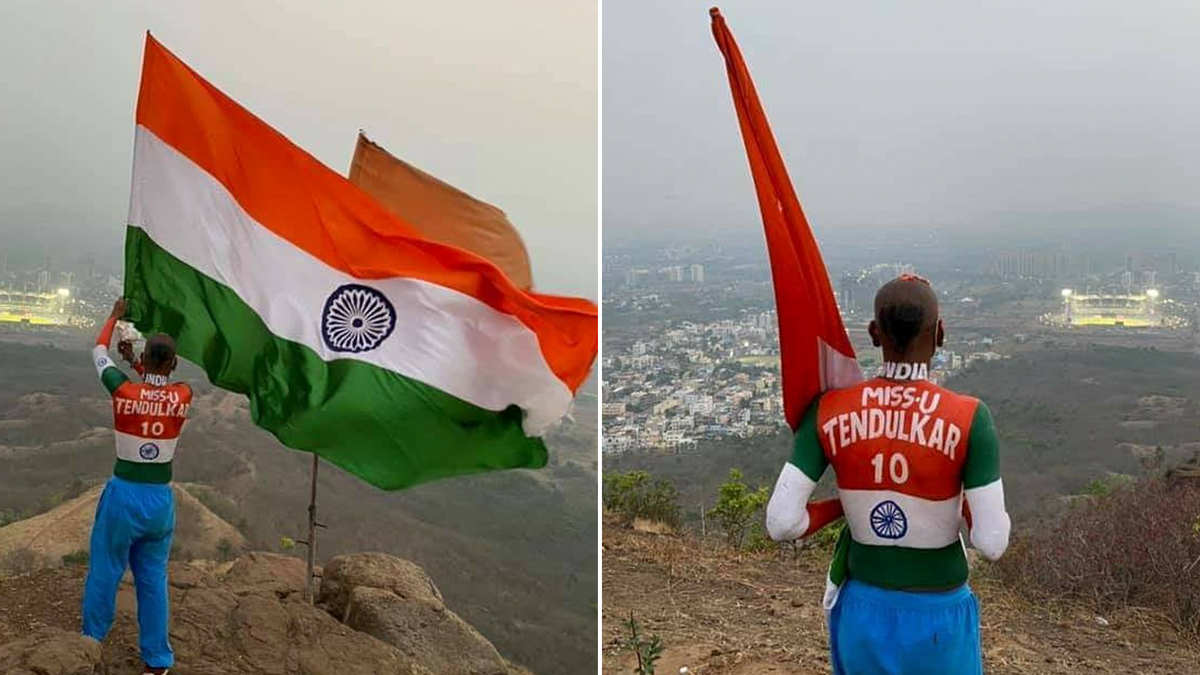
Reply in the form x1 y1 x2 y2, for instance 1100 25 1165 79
602 523 1200 675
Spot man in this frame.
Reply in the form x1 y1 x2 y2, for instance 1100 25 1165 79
765 275 1011 675
84 298 192 675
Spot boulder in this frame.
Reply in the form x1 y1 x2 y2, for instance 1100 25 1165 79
321 552 507 675
221 551 309 597
319 552 441 615
344 586 507 675
0 628 100 675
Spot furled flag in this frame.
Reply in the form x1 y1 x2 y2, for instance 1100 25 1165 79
123 34 597 490
347 133 535 290
709 8 861 432
710 8 861 595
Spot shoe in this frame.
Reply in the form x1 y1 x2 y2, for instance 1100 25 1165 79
143 667 169 675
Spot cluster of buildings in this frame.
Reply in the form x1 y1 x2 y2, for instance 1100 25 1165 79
623 263 704 287
602 310 783 454
601 308 1012 455
0 256 121 329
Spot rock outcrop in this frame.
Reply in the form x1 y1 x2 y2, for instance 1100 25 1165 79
321 552 509 675
0 628 100 675
0 551 533 675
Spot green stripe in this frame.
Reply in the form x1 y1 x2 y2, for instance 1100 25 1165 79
963 402 1000 489
114 459 172 484
100 366 128 395
122 225 547 491
847 539 968 590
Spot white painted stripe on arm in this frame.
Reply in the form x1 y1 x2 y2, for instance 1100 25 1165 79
128 126 571 434
965 479 1010 560
766 463 818 541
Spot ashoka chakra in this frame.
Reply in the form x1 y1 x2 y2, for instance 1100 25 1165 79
869 499 908 540
321 284 397 353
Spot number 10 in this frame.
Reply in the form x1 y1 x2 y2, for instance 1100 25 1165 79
871 452 909 484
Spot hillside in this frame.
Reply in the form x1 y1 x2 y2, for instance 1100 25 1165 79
601 521 1200 675
0 338 596 675
605 346 1200 524
0 483 246 575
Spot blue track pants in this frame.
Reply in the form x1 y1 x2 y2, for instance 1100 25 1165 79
829 579 982 675
81 476 175 668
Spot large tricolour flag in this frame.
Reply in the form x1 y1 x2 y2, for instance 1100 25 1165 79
124 35 597 490
709 9 861 431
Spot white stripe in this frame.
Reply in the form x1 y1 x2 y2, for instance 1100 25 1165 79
840 488 963 549
115 430 178 463
765 463 818 541
818 337 862 391
964 479 1010 560
129 127 571 434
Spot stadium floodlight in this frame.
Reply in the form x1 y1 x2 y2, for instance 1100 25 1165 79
1146 288 1160 299
56 288 70 297
1060 288 1073 298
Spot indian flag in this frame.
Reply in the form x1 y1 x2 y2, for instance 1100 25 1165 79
123 34 597 490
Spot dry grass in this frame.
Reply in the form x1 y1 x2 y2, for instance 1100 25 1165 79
603 518 1200 675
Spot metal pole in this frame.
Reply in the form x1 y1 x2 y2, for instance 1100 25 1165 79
305 453 319 604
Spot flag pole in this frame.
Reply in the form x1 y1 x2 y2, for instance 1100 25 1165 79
304 453 319 604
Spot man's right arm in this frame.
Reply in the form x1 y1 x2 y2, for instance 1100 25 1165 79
765 398 842 541
93 301 130 396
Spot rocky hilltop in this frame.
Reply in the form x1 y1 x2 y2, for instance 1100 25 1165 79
0 551 536 675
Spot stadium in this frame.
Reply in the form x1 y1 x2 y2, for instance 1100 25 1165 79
0 288 74 326
1048 289 1185 328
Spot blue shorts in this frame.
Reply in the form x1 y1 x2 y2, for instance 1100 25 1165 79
829 579 982 675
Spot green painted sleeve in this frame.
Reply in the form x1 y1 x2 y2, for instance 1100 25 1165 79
963 401 1001 489
788 398 828 482
100 366 129 396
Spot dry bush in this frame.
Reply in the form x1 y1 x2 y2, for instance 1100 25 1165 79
998 478 1200 635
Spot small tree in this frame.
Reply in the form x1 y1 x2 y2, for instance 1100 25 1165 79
712 469 769 549
603 471 681 528
621 612 663 675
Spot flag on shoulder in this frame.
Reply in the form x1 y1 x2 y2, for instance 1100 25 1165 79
124 34 597 490
710 8 861 606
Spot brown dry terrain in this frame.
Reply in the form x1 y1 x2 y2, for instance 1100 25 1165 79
0 483 246 575
601 521 1200 675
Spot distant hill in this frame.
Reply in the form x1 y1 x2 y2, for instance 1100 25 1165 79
0 482 246 576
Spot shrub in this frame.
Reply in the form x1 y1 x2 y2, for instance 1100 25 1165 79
712 469 769 549
998 478 1200 636
603 471 681 528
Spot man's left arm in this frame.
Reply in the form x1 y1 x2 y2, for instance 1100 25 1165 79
962 401 1011 560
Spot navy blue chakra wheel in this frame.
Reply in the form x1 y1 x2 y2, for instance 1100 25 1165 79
139 443 160 461
869 500 908 539
321 284 397 353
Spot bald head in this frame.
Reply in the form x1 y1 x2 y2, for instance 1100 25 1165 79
870 275 942 361
142 333 178 375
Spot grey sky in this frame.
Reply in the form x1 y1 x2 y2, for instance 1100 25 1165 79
0 0 596 298
604 1 1200 242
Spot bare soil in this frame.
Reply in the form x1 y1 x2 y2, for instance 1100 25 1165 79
601 521 1200 675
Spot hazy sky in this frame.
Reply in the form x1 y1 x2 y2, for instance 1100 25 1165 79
0 0 597 297
604 1 1200 242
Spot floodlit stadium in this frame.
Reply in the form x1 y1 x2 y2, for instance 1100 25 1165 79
0 288 72 326
1049 289 1183 328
